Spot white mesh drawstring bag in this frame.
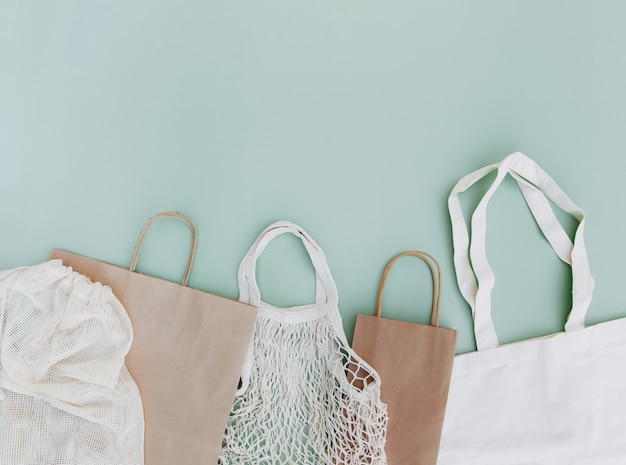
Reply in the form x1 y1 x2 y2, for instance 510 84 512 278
219 221 388 465
0 260 144 465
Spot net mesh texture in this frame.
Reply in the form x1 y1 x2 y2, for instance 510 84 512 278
219 308 388 465
0 260 144 465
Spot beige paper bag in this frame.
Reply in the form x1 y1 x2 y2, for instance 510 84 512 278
351 251 457 465
51 212 257 465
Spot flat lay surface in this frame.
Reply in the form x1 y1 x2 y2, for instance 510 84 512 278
2 1 626 353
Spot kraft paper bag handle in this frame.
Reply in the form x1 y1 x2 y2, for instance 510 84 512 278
448 152 594 351
129 211 198 287
376 251 442 327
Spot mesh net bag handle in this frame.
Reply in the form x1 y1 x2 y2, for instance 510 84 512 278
128 211 198 286
376 250 442 327
238 220 339 308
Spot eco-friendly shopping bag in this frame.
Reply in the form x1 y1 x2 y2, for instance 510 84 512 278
0 260 144 465
351 251 457 465
51 211 257 465
438 152 626 464
219 220 388 465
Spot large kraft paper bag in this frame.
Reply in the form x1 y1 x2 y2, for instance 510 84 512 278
351 251 457 465
51 212 257 465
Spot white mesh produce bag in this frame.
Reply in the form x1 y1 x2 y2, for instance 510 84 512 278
219 221 388 465
0 260 144 465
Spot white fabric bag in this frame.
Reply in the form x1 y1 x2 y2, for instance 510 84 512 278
0 260 144 465
438 152 626 464
219 221 388 465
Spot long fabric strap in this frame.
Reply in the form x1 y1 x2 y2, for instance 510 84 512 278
238 220 339 308
448 152 594 351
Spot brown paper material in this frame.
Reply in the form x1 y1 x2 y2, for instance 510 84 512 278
351 251 457 465
50 212 257 465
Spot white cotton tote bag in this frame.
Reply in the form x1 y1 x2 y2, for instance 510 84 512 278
438 152 626 464
219 221 388 465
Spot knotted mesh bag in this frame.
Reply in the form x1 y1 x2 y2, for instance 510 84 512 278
0 260 144 465
219 221 388 465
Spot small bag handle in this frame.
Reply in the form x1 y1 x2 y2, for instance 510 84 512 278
237 220 339 307
376 251 442 327
129 211 198 287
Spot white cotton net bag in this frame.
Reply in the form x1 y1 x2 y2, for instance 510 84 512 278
219 221 388 465
0 260 144 465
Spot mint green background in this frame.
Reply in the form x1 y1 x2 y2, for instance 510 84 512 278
1 1 625 354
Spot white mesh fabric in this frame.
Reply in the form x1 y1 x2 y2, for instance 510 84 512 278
0 260 144 465
219 308 388 465
219 221 388 465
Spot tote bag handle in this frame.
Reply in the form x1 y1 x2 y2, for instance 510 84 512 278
129 211 198 287
448 152 594 351
237 220 339 309
376 250 442 327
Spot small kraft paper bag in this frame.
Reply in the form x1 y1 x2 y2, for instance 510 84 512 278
51 212 257 465
351 251 457 465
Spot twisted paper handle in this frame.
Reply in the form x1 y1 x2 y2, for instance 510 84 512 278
129 211 198 286
376 250 442 327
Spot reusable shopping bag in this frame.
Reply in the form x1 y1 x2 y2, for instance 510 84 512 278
51 211 258 465
0 260 144 464
438 152 626 464
351 251 457 465
219 220 388 465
